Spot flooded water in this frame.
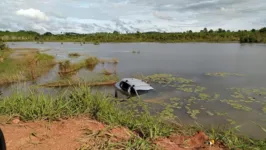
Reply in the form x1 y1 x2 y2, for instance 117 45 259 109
2 42 266 139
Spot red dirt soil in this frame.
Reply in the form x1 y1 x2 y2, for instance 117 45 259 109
0 117 226 150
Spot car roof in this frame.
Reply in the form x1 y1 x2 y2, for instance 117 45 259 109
120 78 154 91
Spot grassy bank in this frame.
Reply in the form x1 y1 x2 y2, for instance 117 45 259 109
0 87 265 149
0 48 56 85
40 75 119 87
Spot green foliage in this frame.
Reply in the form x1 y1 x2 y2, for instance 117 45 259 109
35 52 55 60
1 27 266 43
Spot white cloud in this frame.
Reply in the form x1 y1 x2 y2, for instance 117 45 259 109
16 8 49 21
0 0 265 33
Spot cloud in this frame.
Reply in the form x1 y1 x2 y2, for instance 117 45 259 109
0 0 265 33
153 11 173 20
16 8 49 21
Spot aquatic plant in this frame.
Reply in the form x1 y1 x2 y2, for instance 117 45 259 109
205 72 245 77
220 99 252 111
185 106 200 119
138 74 193 85
213 93 220 100
199 93 211 101
85 56 99 66
262 106 266 113
226 119 236 125
132 50 136 53
206 111 214 116
215 112 228 116
68 52 81 57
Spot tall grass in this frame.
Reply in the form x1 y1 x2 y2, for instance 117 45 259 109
0 50 55 85
0 87 265 149
0 87 173 139
85 56 99 66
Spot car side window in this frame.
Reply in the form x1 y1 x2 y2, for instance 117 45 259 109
120 81 130 91
130 87 136 95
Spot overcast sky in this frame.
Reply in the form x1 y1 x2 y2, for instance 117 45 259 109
0 0 265 33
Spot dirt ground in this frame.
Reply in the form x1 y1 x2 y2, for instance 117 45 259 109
0 117 226 150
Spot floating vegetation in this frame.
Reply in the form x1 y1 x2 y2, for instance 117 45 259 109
137 74 193 85
199 93 211 101
132 50 136 53
262 106 266 113
185 106 200 119
177 87 193 93
214 93 220 100
169 97 180 101
68 52 80 57
227 118 236 125
205 72 245 77
215 112 228 116
206 111 214 116
187 96 197 103
220 99 252 111
229 87 266 97
231 92 245 99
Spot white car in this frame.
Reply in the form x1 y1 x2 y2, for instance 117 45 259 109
114 78 154 98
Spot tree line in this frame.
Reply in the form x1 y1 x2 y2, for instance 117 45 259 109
0 27 266 43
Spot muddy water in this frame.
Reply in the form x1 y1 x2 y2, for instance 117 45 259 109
2 42 266 139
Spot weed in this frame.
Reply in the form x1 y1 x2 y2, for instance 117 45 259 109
68 53 81 57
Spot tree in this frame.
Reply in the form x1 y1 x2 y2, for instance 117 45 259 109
113 31 120 34
203 28 208 32
43 32 53 36
251 29 256 32
259 27 266 33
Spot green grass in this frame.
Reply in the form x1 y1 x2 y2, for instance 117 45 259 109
0 86 266 149
0 87 173 139
0 49 55 85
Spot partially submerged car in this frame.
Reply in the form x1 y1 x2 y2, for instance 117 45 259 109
114 78 154 98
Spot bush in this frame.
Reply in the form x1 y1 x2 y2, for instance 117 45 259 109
0 42 7 51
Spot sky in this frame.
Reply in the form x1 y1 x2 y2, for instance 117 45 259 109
0 0 265 34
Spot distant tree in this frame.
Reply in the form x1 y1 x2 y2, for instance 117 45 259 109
203 28 208 32
43 32 53 36
251 29 256 32
259 27 266 33
208 29 213 33
113 31 120 34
